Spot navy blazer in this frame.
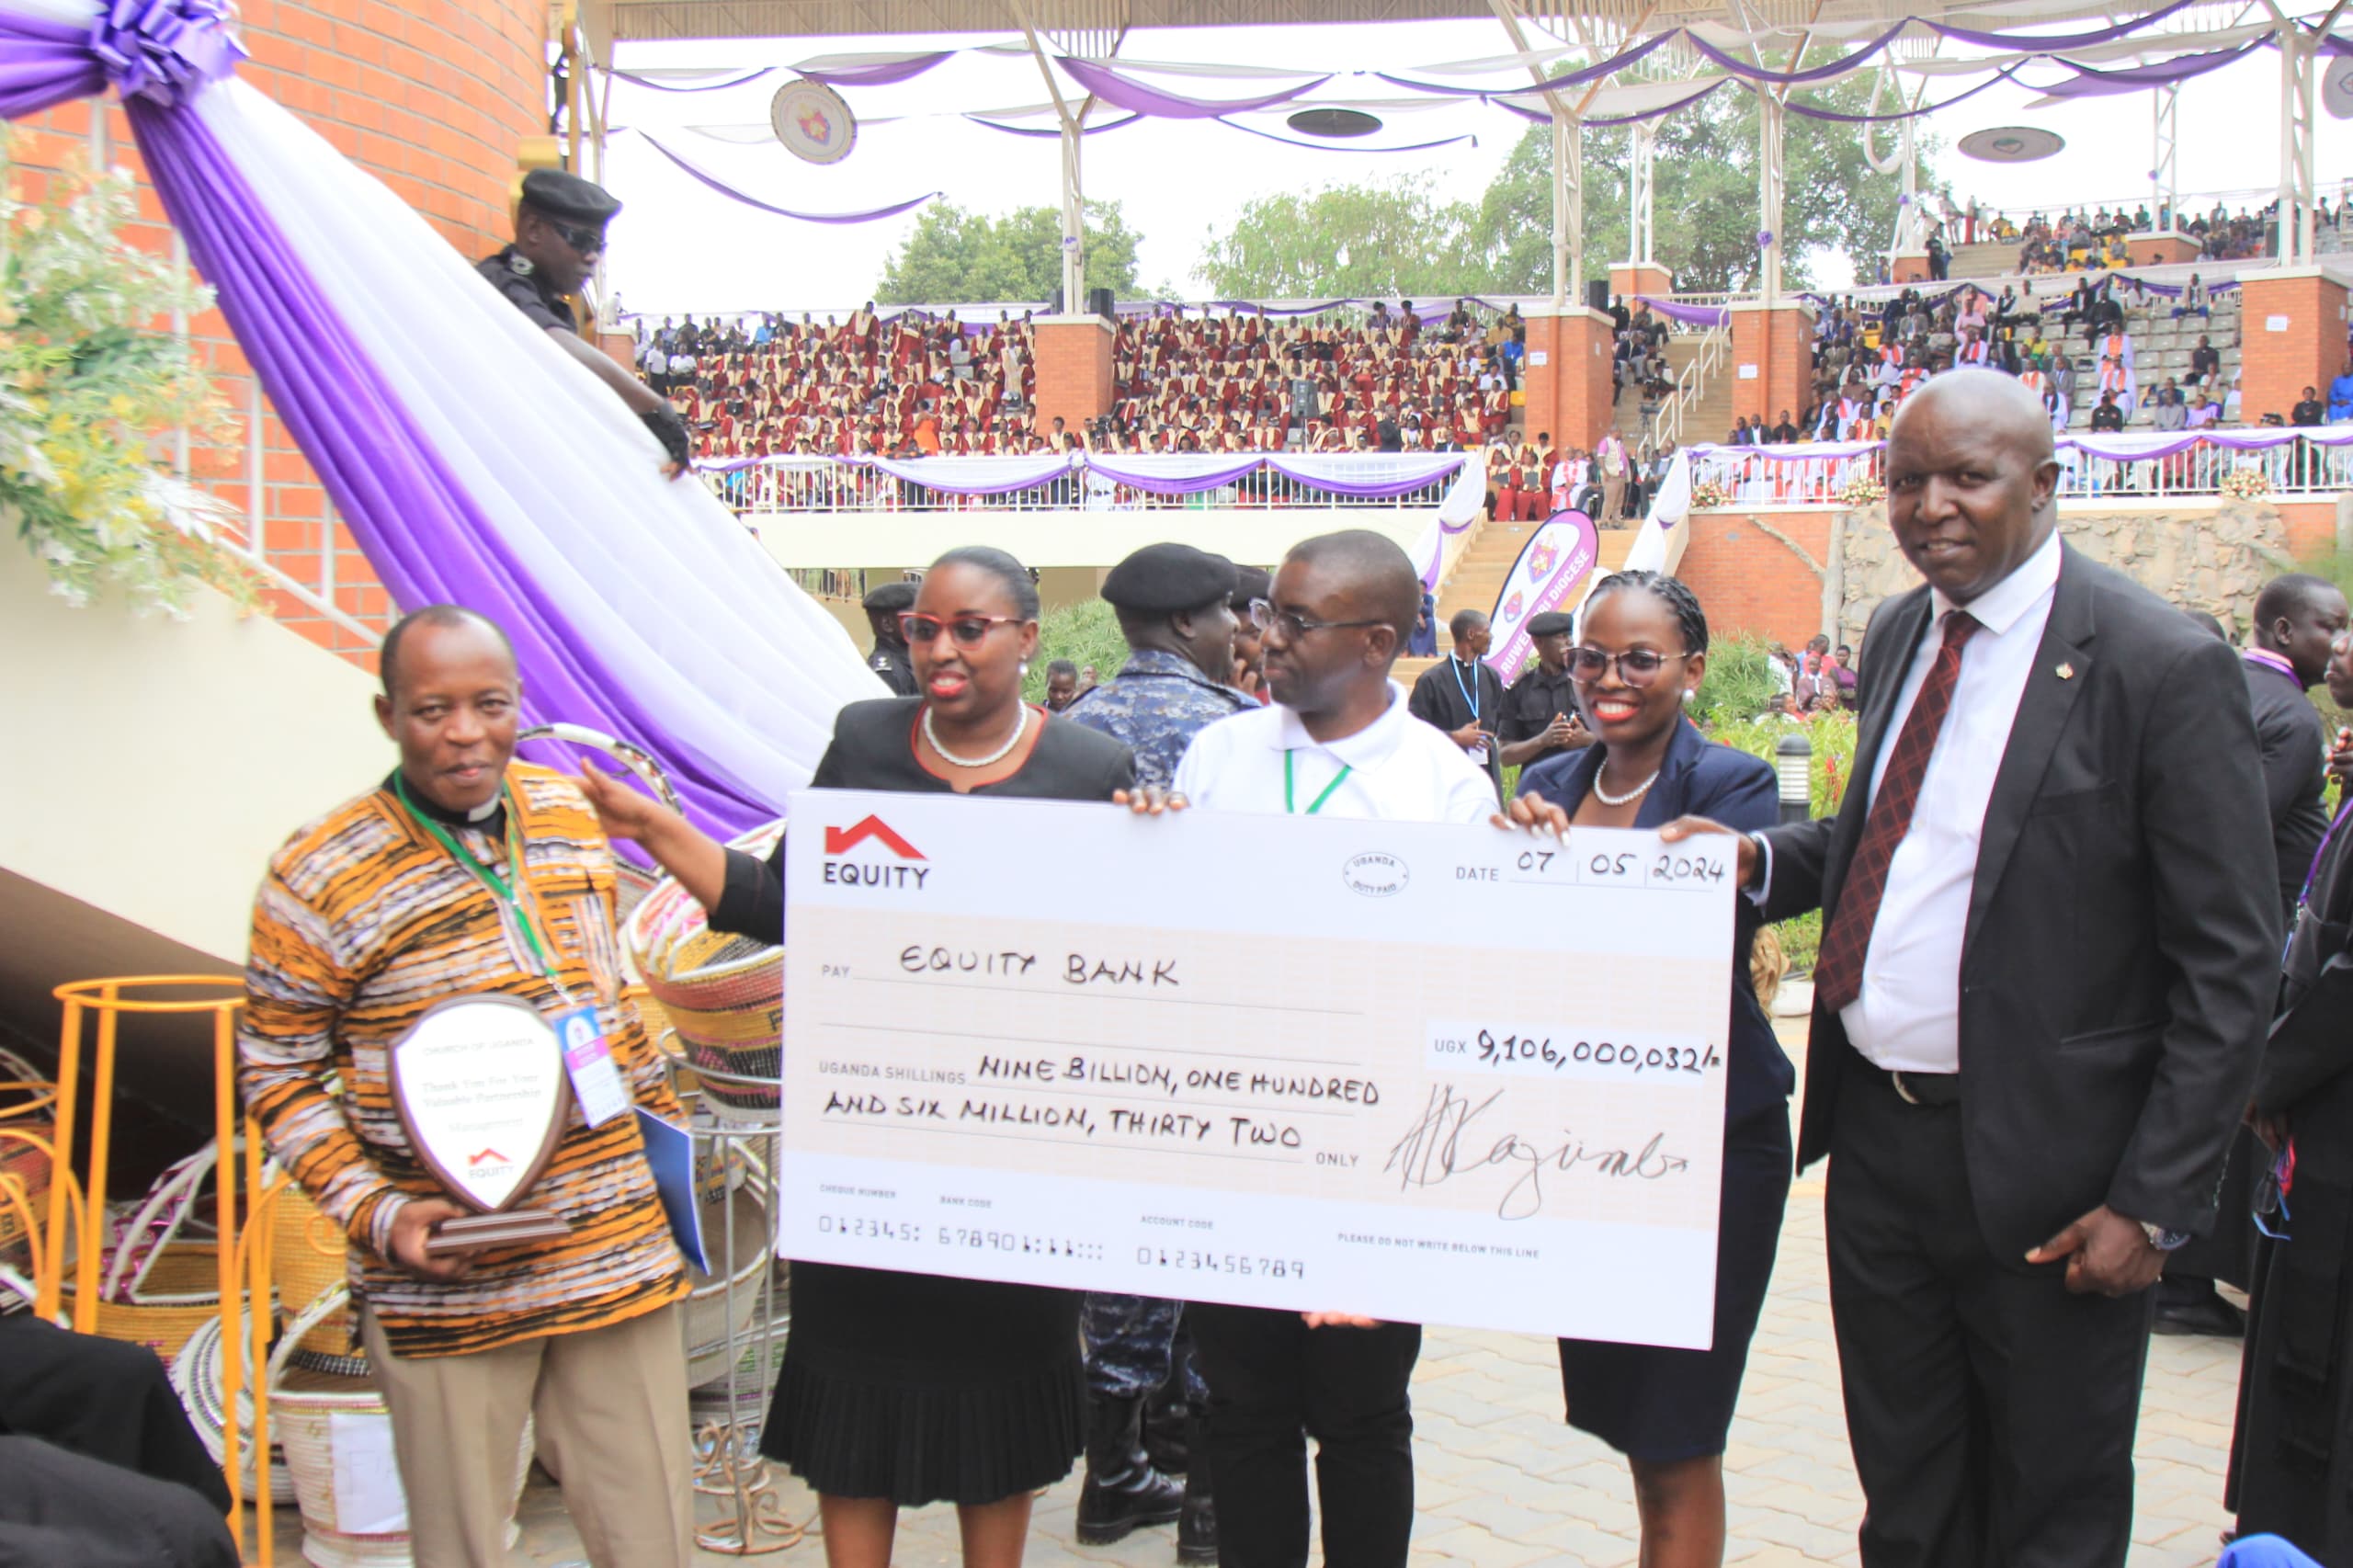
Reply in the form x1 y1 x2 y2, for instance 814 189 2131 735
1519 717 1796 1129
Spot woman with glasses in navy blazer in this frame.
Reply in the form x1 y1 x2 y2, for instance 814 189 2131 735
1506 570 1797 1568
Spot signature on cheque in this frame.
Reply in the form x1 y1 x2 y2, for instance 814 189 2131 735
1381 1084 1689 1221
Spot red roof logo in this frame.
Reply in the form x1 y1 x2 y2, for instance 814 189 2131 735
468 1148 507 1167
824 815 925 859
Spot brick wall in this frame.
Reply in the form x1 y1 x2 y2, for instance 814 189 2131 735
1030 316 1114 438
1677 509 1833 649
15 0 547 667
2238 270 2350 430
1728 304 1814 430
1519 309 1614 453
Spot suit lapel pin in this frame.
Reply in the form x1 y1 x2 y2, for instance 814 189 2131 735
2055 662 2075 680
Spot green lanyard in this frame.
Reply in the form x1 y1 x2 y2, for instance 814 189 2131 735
392 774 563 986
1283 750 1352 815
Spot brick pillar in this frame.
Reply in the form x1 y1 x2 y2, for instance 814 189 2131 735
1030 314 1114 439
2127 232 2199 265
1519 306 1617 452
1727 301 1816 429
1608 262 1672 304
1890 254 1931 284
2237 268 2351 426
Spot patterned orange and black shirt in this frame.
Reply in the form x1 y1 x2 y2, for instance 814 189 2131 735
240 763 688 1358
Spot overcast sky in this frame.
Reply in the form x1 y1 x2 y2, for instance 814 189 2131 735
597 20 2352 318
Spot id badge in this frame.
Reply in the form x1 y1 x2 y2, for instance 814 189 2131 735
554 1006 631 1128
1467 743 1491 766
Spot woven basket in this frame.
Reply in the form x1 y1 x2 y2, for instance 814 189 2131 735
171 1309 300 1506
62 1242 225 1371
626 820 785 1119
270 1185 358 1365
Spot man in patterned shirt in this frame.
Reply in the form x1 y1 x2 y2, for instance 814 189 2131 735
1062 542 1252 1560
239 606 694 1568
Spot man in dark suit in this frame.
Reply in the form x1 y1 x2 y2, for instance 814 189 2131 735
1665 369 2279 1566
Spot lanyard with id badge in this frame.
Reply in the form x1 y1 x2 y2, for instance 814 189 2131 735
393 776 632 1129
1451 657 1490 767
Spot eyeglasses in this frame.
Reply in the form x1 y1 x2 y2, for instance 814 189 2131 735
1248 599 1384 641
1568 646 1692 685
549 219 607 257
899 611 1026 647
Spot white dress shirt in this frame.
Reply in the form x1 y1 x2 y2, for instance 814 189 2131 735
1172 681 1497 825
1844 527 2063 1073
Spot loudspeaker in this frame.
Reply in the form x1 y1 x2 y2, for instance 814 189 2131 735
1586 278 1610 313
1088 286 1115 321
1049 287 1064 314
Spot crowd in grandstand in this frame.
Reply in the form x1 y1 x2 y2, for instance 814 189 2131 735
636 299 1547 461
1949 195 2348 273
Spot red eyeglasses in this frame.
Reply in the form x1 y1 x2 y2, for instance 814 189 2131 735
899 611 1025 647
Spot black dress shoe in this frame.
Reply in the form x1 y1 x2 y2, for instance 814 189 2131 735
2154 1289 2247 1338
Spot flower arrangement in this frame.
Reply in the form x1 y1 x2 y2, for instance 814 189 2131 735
1837 472 1886 507
1689 477 1733 509
2 139 243 616
2219 465 2272 502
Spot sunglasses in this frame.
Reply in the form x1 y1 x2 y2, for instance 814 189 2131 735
549 219 607 257
1568 646 1692 686
899 611 1025 647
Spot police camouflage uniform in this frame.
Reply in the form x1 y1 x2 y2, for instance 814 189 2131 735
1063 648 1252 790
1062 545 1248 1417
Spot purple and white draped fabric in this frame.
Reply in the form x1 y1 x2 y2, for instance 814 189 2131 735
1055 59 1329 119
0 0 881 837
968 111 1142 138
1633 296 1730 327
1926 0 2200 52
792 51 954 89
1783 64 2025 124
1695 430 2353 466
2028 40 2264 98
636 134 940 224
612 66 776 93
691 451 1472 502
1214 117 1478 154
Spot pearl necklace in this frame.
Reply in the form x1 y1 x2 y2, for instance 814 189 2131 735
922 702 1029 769
1592 765 1662 807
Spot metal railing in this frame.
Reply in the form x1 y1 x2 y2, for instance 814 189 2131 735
712 457 1462 517
1686 434 2353 506
1647 324 1729 454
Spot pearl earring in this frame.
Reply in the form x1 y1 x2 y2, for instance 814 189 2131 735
1018 660 1030 676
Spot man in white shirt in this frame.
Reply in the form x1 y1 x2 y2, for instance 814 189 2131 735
1664 370 2276 1566
1146 528 1494 1568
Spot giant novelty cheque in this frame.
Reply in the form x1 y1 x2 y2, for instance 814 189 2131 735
779 790 1737 1346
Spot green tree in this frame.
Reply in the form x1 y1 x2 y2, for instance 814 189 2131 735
1191 176 1482 299
1460 70 1931 295
876 199 1142 303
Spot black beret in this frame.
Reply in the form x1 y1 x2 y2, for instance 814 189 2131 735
520 168 621 228
861 581 917 612
1527 611 1575 638
1230 564 1272 613
1103 543 1237 615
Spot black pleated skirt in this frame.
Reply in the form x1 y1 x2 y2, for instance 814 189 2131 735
761 1261 1084 1506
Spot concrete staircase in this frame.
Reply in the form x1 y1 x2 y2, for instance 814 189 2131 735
1396 514 1643 685
1612 334 1738 450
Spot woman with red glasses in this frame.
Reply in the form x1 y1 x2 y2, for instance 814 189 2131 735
579 544 1132 1568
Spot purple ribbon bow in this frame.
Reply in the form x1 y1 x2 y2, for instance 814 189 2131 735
88 0 244 107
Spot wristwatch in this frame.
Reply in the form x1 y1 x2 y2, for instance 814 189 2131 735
2140 1221 2191 1252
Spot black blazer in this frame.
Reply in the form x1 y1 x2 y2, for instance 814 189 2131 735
1520 717 1795 1129
1762 543 2279 1258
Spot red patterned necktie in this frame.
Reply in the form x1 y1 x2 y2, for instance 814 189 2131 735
1813 608 1979 1015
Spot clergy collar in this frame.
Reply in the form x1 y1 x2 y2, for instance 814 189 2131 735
1929 526 2062 639
388 768 507 830
1264 681 1413 772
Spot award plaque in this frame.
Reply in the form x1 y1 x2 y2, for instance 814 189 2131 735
387 994 574 1254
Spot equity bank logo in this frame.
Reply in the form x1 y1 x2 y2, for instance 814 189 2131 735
823 814 930 890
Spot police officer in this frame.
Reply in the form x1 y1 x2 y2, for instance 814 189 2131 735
479 168 695 478
859 580 920 697
1062 542 1250 1562
1497 610 1591 769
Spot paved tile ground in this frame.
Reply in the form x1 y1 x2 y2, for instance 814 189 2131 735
263 1018 2248 1565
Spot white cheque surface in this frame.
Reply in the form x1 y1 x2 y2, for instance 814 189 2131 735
781 789 1736 1346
